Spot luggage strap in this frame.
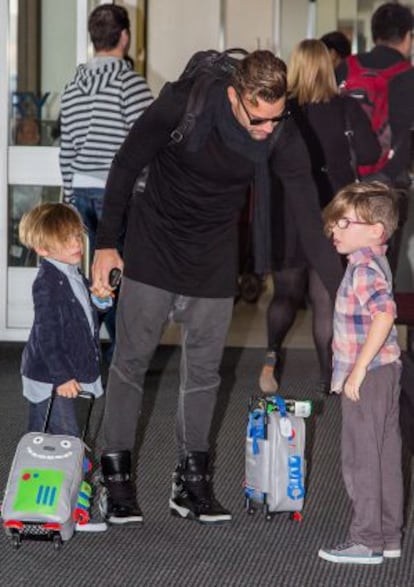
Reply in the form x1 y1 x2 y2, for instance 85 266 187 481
43 390 95 441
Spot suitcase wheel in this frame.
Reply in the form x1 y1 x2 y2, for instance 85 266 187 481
52 533 63 551
11 530 22 550
244 497 256 515
290 511 303 522
264 505 272 522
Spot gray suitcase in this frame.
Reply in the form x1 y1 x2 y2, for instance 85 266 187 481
1 393 94 549
245 395 311 521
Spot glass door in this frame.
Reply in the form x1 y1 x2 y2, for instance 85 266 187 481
0 0 99 339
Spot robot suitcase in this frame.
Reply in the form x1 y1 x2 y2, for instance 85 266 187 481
244 395 311 521
1 393 94 549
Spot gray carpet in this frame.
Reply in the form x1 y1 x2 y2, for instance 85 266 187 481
0 343 413 587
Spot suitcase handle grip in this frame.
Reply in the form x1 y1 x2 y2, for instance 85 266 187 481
43 390 95 441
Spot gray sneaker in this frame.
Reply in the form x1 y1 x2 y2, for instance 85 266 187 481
383 548 401 559
318 542 383 565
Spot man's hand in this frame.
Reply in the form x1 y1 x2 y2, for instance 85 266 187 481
56 379 81 398
91 249 123 297
343 365 367 402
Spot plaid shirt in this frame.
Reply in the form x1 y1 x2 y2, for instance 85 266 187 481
331 245 400 392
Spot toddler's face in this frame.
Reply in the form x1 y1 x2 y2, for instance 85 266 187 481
330 206 381 255
45 232 84 265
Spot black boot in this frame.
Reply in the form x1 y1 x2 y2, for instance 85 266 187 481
99 450 143 525
169 452 232 525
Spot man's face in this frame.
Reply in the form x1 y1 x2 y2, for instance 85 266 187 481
228 87 287 141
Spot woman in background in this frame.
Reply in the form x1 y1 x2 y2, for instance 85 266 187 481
259 39 380 395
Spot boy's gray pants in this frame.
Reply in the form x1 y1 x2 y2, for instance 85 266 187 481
341 361 403 552
103 278 234 461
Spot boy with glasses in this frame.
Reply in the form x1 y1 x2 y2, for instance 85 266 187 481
319 181 402 564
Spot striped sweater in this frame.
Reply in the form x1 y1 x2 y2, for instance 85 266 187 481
59 57 153 202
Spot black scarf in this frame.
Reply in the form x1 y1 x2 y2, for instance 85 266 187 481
185 83 282 274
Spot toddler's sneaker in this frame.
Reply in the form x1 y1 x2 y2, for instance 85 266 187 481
76 519 108 532
383 548 401 559
318 542 383 565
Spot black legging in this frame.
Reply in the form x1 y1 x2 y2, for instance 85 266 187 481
266 266 334 383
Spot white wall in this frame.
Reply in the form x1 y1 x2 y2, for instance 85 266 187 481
146 0 320 94
280 0 311 62
147 0 221 95
226 0 273 53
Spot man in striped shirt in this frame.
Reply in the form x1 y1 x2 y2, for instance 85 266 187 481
59 4 153 358
318 181 403 565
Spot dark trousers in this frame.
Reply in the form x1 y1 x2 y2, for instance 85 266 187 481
341 362 403 551
103 278 234 461
28 396 79 437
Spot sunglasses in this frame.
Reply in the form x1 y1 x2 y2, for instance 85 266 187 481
237 91 290 126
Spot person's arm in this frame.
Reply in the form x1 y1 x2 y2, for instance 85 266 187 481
30 277 77 386
344 312 394 401
269 120 343 299
92 81 188 291
122 73 153 128
97 81 188 248
335 60 348 87
59 93 77 205
56 379 82 398
344 265 396 401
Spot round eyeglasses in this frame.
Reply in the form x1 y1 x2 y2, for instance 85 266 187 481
334 217 371 229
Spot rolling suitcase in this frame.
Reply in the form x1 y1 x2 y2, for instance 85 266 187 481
1 392 94 550
244 395 311 521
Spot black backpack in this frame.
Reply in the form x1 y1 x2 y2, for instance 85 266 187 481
162 48 249 145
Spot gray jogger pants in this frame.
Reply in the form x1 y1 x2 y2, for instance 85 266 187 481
103 278 234 460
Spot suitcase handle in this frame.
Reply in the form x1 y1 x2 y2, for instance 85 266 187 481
43 390 95 441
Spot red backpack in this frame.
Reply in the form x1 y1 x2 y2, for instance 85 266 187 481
339 55 411 177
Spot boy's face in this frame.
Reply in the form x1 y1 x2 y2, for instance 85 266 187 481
330 206 384 255
36 233 84 265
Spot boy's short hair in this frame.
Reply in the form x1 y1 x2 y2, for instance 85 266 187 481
371 2 414 44
19 203 84 252
88 3 130 51
320 31 351 59
323 181 399 239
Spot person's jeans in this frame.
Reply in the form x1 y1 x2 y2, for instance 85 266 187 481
73 187 119 359
103 278 234 461
28 396 80 436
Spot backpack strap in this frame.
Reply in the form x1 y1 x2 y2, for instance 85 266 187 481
346 54 364 77
342 99 360 182
169 48 249 145
346 54 412 80
377 59 412 81
169 76 212 144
